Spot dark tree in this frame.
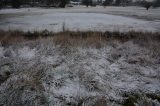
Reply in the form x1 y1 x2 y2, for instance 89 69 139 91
143 1 152 10
59 0 69 8
0 1 3 9
42 0 68 8
114 0 133 6
103 0 113 7
12 0 21 8
115 0 121 6
82 0 92 7
153 0 160 7
45 0 52 7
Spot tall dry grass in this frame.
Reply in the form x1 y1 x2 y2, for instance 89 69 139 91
0 30 160 51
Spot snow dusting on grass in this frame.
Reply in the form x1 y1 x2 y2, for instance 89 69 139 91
18 47 36 60
0 47 4 58
0 6 160 105
0 32 160 105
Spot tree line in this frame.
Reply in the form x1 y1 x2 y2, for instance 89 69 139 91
82 0 160 10
0 0 69 8
0 0 160 9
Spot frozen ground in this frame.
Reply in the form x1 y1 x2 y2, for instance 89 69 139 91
0 6 160 106
0 6 160 32
0 32 160 105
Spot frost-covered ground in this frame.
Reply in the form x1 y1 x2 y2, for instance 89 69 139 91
0 31 160 106
0 6 160 106
0 6 160 32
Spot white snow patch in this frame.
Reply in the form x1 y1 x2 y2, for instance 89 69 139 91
54 82 97 101
0 47 4 57
18 47 36 60
0 12 159 32
0 8 39 14
41 55 61 65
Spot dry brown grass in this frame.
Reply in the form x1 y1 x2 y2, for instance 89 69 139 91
52 31 106 48
0 30 160 49
0 30 25 46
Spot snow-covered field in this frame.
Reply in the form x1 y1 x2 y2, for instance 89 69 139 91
0 6 160 106
0 6 160 32
0 31 160 106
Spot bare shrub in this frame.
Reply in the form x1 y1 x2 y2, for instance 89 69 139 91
0 70 47 106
